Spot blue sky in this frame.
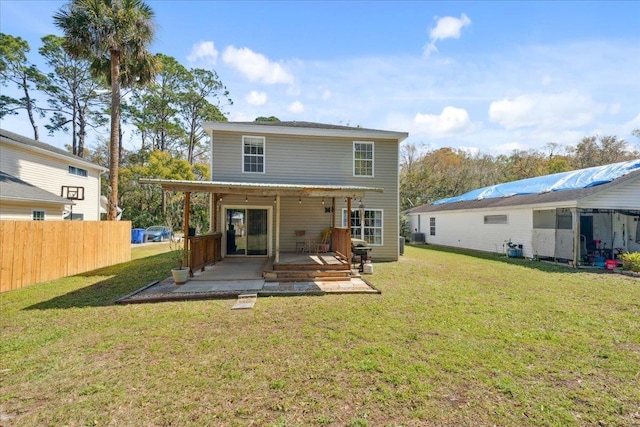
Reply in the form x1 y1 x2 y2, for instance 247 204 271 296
1 1 639 155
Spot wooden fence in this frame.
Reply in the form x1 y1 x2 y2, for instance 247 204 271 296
0 221 131 293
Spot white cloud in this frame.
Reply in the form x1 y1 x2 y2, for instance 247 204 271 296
424 13 471 56
609 103 621 115
458 146 480 156
413 106 477 138
540 74 552 86
491 141 529 155
625 112 640 129
288 101 304 114
222 46 294 84
321 89 332 100
488 92 606 130
187 41 218 65
246 91 267 106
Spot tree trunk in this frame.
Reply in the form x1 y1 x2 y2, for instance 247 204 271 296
72 101 79 156
107 49 121 221
78 106 86 158
22 75 39 141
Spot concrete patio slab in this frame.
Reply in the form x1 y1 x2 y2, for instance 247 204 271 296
116 256 380 304
175 279 264 293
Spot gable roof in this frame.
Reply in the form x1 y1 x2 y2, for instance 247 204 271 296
0 170 73 205
203 121 409 142
0 129 107 172
406 161 640 214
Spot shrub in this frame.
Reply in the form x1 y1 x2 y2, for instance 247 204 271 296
620 252 640 272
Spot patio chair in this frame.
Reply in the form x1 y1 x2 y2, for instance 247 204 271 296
295 230 306 252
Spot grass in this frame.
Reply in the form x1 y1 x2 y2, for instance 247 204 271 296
1 244 639 426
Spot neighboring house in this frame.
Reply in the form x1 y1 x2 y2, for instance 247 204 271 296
0 129 107 221
405 160 640 264
143 121 408 261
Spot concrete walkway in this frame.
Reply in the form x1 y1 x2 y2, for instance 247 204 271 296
117 257 379 304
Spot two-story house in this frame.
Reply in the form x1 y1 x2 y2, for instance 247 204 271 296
143 121 408 262
0 129 107 221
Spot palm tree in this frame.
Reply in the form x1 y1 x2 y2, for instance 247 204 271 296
54 0 159 220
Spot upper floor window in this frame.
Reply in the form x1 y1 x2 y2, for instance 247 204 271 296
32 210 45 221
68 165 88 177
353 141 374 177
243 136 265 173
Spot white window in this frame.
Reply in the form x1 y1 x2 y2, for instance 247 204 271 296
342 208 383 245
353 141 374 177
68 166 88 177
32 210 45 221
243 136 265 173
430 217 436 236
484 214 508 225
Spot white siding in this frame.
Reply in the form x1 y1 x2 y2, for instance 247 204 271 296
0 141 103 220
579 178 640 209
0 201 65 220
410 207 536 258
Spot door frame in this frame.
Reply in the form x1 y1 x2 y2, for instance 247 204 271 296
222 205 272 257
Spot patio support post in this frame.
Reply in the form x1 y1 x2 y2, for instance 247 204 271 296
347 197 352 263
572 207 579 269
331 197 336 227
275 195 281 263
184 191 191 268
212 193 218 232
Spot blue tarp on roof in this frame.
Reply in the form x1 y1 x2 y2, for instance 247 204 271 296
433 159 640 205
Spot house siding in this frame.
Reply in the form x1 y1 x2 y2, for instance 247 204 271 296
0 140 103 220
0 202 65 221
411 207 535 258
579 178 640 209
211 130 400 260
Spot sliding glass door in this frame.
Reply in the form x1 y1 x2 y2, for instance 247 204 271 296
225 208 269 256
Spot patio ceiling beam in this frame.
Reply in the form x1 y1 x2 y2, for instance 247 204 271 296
139 178 382 198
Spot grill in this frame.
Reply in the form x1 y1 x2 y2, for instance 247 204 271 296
351 238 372 272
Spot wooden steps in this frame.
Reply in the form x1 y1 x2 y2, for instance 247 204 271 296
264 269 351 282
263 253 352 282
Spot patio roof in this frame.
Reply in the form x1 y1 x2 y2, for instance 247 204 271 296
139 178 383 198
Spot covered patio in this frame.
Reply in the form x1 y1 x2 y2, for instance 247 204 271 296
139 178 382 275
116 254 380 304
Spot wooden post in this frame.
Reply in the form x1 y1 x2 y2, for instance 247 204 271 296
346 197 352 264
331 197 336 228
183 191 191 268
212 193 218 232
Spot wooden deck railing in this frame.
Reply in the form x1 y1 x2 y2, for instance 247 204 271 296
332 227 351 262
187 232 222 277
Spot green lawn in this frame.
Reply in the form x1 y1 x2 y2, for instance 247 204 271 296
1 244 639 426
